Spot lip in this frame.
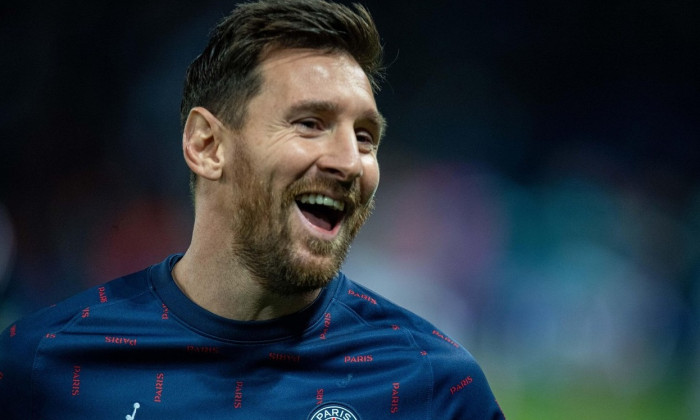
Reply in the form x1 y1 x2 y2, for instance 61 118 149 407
293 201 343 240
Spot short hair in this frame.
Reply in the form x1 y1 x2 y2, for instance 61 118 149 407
181 0 384 129
180 0 385 198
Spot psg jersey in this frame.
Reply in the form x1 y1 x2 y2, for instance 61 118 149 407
0 254 504 419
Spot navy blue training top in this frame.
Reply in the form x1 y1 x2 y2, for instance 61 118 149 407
0 254 504 419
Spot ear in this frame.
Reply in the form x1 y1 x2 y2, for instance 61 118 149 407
182 107 225 181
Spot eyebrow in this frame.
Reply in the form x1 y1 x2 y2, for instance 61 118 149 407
287 100 387 141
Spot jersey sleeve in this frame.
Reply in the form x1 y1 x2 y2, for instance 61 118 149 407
426 344 505 419
0 306 56 419
408 325 504 420
0 284 99 418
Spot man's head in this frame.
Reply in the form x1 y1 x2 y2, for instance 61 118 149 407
181 0 384 184
182 0 383 122
180 0 386 294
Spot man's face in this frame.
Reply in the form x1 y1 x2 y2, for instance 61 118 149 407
222 48 383 295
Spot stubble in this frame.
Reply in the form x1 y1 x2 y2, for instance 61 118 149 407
229 141 374 296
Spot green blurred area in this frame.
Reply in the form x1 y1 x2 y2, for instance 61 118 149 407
493 375 692 420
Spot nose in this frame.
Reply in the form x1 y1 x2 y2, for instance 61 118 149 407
316 127 363 182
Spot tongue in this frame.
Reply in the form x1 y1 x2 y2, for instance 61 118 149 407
301 209 333 231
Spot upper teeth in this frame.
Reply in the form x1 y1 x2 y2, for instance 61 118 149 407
298 194 345 211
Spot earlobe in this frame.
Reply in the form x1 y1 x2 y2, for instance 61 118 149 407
182 107 224 181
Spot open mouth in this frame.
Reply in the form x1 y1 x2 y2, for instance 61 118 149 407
295 193 346 232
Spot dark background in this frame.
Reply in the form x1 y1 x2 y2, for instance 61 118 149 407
1 1 698 417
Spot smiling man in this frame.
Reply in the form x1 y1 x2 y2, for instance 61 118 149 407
174 49 383 317
0 1 504 419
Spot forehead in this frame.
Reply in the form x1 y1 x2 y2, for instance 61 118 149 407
256 48 377 109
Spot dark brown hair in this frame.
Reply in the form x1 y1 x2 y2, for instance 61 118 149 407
180 0 384 131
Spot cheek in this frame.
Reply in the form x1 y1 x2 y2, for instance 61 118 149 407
258 145 310 187
271 141 314 173
360 158 380 203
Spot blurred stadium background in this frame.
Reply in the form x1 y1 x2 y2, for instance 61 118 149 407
1 1 698 418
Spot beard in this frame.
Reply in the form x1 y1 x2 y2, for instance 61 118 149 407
228 143 374 296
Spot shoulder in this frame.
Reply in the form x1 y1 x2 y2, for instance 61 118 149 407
335 273 505 419
0 267 152 399
334 273 464 345
2 267 151 345
420 339 504 419
0 260 166 417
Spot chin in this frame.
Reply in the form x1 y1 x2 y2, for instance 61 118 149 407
263 266 337 296
273 248 344 295
293 247 344 284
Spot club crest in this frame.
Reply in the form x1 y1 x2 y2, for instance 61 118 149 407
307 402 361 420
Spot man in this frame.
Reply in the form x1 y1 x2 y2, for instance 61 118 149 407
0 1 505 418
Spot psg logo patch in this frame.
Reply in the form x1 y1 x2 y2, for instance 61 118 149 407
307 402 361 420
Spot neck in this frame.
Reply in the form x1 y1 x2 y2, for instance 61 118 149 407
172 222 321 321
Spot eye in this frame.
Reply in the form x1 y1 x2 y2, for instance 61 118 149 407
294 118 324 134
356 130 378 153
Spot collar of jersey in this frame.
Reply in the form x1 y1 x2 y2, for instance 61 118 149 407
148 253 341 343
